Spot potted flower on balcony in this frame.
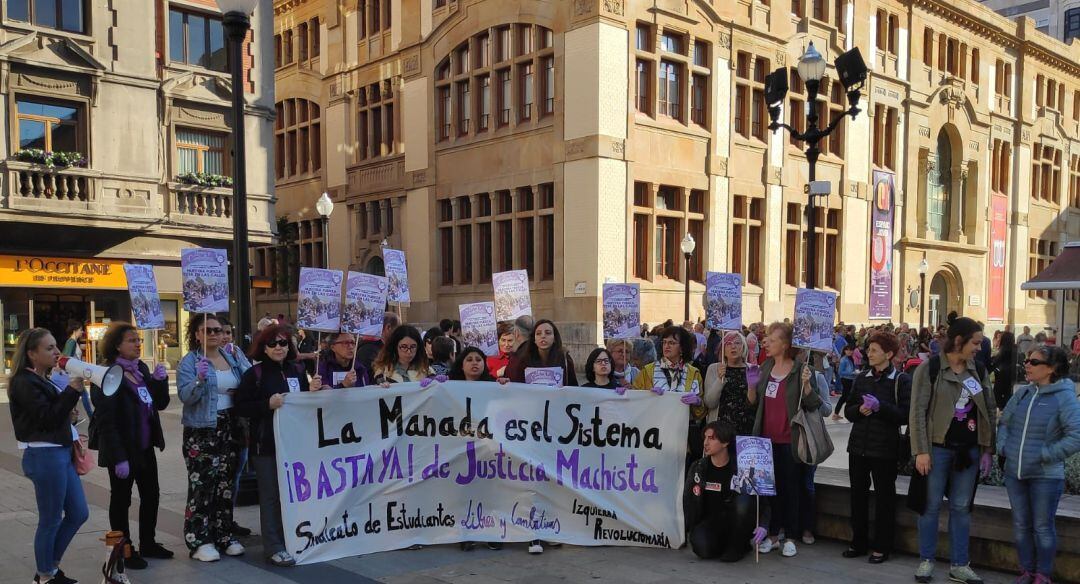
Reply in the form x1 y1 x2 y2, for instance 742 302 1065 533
177 172 234 188
13 148 88 168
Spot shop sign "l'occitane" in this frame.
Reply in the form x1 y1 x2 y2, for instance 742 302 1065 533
0 255 129 289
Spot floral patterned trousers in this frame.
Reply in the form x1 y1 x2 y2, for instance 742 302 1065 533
182 410 238 552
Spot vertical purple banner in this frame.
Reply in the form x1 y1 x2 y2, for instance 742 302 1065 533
869 171 895 319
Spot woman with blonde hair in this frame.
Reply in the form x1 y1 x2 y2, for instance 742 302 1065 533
605 338 640 387
703 330 759 435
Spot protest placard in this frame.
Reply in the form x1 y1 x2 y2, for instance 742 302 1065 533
524 367 564 387
731 436 776 496
602 284 640 340
459 302 498 356
297 268 344 333
180 248 229 313
705 272 742 331
274 382 688 563
493 270 532 322
123 264 164 330
383 248 411 306
793 288 838 352
341 272 389 338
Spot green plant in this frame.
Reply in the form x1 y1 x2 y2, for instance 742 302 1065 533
177 172 234 188
13 148 87 168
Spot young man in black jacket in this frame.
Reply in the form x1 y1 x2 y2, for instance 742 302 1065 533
683 421 766 561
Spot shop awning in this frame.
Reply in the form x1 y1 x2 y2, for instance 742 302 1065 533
1021 241 1080 291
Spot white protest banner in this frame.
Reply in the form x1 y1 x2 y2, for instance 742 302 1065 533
274 382 687 563
492 270 532 322
602 284 640 340
731 436 776 496
297 268 344 333
123 264 165 330
180 248 229 313
705 272 742 331
459 302 498 356
793 288 838 352
341 272 388 338
382 248 411 306
524 367 564 387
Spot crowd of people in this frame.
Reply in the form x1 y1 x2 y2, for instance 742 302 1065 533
6 310 1080 584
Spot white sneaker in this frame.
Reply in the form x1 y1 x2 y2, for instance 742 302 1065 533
782 540 798 557
191 543 221 562
757 538 777 553
224 541 245 556
528 540 543 554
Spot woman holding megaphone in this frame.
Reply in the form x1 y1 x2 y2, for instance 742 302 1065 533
7 328 90 584
89 322 172 569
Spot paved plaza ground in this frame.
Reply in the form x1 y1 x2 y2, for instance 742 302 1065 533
0 389 1018 584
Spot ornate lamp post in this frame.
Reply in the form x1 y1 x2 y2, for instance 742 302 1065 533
681 232 696 322
316 192 334 268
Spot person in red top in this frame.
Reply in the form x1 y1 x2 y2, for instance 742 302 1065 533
749 322 821 559
487 323 515 378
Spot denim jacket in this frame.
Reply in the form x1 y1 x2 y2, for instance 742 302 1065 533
177 348 248 428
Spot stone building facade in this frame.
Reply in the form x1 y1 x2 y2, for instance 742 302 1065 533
267 0 1080 352
0 0 276 368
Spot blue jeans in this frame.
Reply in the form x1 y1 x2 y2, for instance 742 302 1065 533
21 446 89 576
1004 475 1064 575
917 445 979 565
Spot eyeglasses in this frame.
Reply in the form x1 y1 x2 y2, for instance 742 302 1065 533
265 339 290 348
662 339 680 346
204 327 223 335
333 340 356 346
1023 358 1050 367
398 344 419 352
594 358 611 365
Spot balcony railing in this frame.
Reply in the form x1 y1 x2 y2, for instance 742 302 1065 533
6 161 94 203
168 182 233 225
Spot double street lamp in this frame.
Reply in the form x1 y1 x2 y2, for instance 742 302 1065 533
316 192 335 268
216 0 259 344
681 233 696 322
764 43 867 289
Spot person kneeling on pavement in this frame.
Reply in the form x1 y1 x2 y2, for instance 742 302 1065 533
683 421 767 562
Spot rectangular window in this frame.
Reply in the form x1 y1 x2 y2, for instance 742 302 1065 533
541 57 554 116
691 74 706 126
16 99 81 153
497 220 513 271
633 213 649 279
656 186 679 210
518 24 534 56
520 217 535 275
457 81 470 135
539 183 554 209
383 104 393 154
498 69 511 126
9 0 85 33
298 22 309 62
477 33 490 68
311 18 320 57
636 23 651 51
371 106 382 156
634 181 650 207
437 86 451 140
688 218 704 282
497 26 511 62
540 215 554 280
176 128 227 175
693 41 708 67
169 8 228 72
660 32 683 55
792 0 804 17
520 62 534 121
478 75 491 131
358 110 368 159
655 217 679 279
730 195 763 286
478 222 493 282
440 227 454 285
459 225 473 284
658 60 681 120
636 60 652 114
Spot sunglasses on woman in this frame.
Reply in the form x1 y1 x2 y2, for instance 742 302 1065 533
1023 358 1050 367
265 339 290 348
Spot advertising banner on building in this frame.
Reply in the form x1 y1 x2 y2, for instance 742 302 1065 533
273 382 688 564
493 270 532 322
793 288 838 352
382 248 411 307
297 268 344 333
341 272 389 338
180 248 229 314
123 264 165 330
0 255 128 289
459 302 499 356
704 272 743 331
988 194 1007 321
602 284 640 340
869 171 895 320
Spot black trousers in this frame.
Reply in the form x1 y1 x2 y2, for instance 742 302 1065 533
769 443 805 539
834 378 854 415
848 453 898 553
108 447 160 546
689 494 756 561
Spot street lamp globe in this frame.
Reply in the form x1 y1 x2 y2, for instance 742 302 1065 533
316 192 335 218
680 232 696 255
214 0 258 14
918 258 929 275
797 42 827 83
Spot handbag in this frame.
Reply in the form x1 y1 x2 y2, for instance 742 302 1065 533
72 433 95 476
790 367 835 465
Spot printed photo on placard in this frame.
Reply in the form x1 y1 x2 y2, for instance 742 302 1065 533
459 301 499 356
383 248 412 306
123 264 165 330
602 283 640 340
341 272 389 338
180 248 229 313
296 268 344 333
793 288 838 352
705 272 742 331
493 269 532 322
731 436 776 496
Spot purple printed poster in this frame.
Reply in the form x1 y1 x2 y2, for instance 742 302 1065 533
297 267 344 333
459 302 498 356
180 248 229 313
493 270 532 322
793 288 837 352
602 283 640 340
524 367 564 387
341 271 388 338
123 264 165 330
705 272 742 331
869 171 895 319
382 248 411 306
731 436 776 496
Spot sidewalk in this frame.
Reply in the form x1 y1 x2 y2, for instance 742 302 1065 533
0 393 1017 584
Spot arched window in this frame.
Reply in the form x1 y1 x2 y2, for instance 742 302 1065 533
927 129 952 239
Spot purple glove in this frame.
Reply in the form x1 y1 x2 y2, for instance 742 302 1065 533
745 365 761 389
152 364 168 381
954 401 973 421
680 392 702 406
195 358 211 381
435 375 449 383
614 384 627 396
861 394 880 412
419 377 435 388
114 461 130 480
225 342 237 356
979 452 993 478
751 527 768 545
651 385 666 396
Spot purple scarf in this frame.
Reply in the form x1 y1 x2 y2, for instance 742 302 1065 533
115 357 153 450
115 357 145 386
